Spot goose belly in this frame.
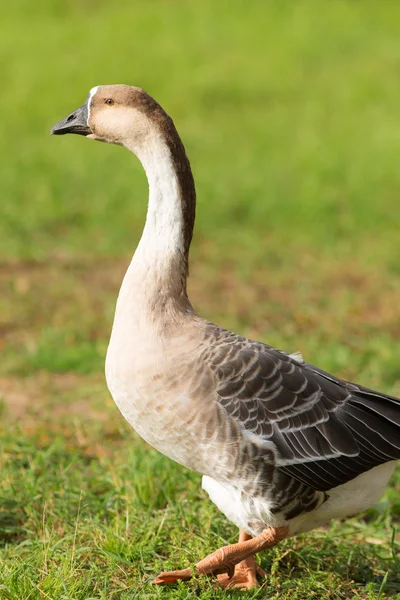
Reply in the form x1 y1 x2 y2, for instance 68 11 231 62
202 475 285 536
288 461 398 535
202 461 398 538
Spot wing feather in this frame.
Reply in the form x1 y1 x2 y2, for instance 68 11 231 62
205 325 400 492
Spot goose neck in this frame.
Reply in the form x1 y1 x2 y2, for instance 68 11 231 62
123 122 196 311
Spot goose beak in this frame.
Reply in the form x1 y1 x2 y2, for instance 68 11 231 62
51 102 91 136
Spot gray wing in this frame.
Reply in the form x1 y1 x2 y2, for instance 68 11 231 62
204 325 400 492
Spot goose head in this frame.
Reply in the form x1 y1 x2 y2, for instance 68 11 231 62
51 84 170 150
51 84 196 286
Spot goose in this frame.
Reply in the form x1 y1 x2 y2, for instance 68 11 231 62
51 85 400 590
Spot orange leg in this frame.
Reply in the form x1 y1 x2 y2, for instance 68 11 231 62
152 526 288 587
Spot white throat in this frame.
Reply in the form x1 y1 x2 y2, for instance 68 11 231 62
134 138 185 260
115 132 193 325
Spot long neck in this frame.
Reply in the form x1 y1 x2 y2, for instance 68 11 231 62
122 122 196 319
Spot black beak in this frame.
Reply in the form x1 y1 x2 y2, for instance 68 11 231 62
51 102 91 136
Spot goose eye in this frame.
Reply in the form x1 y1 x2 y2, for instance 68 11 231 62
105 98 114 106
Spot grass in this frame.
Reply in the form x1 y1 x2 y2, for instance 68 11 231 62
1 0 400 597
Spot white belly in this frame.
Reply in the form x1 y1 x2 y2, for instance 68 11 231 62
289 461 398 535
202 476 286 536
202 461 398 537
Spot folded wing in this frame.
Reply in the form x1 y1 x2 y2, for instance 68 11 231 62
206 325 400 492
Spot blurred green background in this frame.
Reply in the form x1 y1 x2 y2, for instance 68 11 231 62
1 0 400 383
1 1 399 598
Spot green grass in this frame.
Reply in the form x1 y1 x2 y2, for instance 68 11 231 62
1 0 399 597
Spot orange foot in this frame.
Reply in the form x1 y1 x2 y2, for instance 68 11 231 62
217 553 266 589
151 526 288 588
